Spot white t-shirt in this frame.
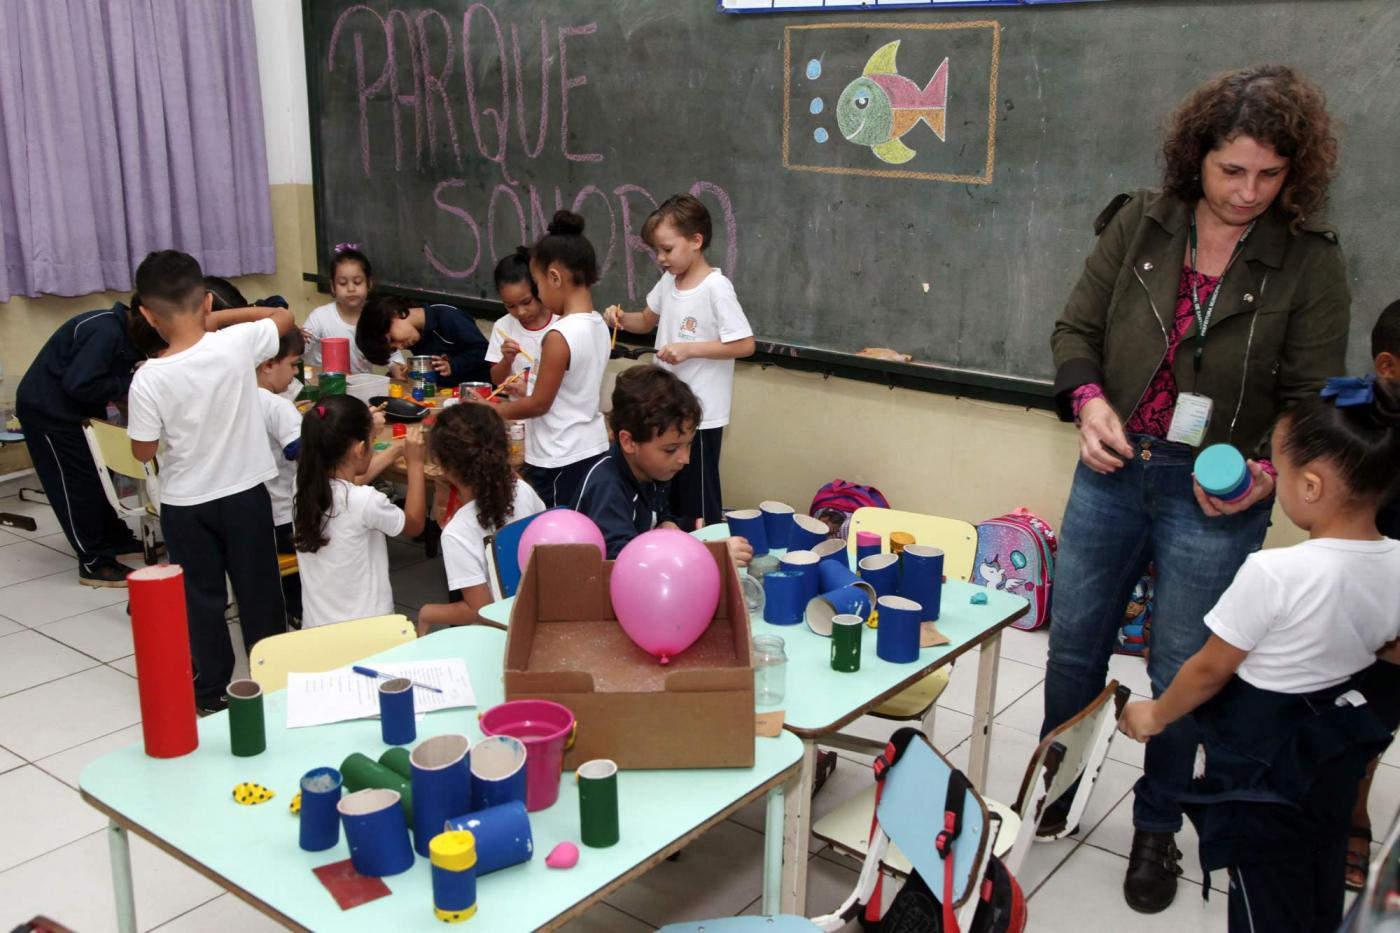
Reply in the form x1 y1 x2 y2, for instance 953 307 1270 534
485 312 559 380
1206 538 1400 693
648 269 752 430
257 388 302 526
441 478 546 591
127 321 279 507
525 312 609 469
296 479 405 628
304 302 375 374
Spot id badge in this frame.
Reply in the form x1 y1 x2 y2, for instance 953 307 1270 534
1166 392 1214 447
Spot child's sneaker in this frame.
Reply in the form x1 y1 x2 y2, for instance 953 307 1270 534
78 558 135 588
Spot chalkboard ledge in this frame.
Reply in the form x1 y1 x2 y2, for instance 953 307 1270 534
301 273 1055 410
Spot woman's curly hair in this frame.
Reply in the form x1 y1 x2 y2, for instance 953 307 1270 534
429 402 517 533
1162 65 1338 231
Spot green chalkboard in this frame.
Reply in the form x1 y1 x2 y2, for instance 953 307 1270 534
304 0 1397 389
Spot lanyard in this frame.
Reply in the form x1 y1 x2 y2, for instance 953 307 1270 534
1187 214 1255 374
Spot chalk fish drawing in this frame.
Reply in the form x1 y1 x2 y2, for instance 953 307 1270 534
836 41 948 165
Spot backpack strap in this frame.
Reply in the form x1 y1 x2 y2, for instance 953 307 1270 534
862 728 924 924
937 770 971 933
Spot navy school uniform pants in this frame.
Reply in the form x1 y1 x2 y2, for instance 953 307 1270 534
669 426 724 530
160 484 285 705
22 420 136 571
522 452 608 510
274 522 303 626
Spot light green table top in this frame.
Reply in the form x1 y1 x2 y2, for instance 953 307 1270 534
480 524 1028 738
80 626 802 931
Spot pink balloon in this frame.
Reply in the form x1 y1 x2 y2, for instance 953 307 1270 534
609 529 721 664
517 509 606 569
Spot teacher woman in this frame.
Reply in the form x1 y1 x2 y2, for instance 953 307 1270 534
1044 65 1348 914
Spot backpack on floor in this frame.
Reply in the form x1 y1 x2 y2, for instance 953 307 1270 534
809 479 891 539
971 509 1057 631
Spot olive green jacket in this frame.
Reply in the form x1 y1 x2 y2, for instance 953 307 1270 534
1051 189 1350 457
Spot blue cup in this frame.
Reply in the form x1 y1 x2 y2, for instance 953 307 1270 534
724 509 769 557
339 788 415 877
470 735 528 812
763 571 806 626
899 545 944 622
760 501 795 551
806 583 874 636
779 551 821 604
876 595 922 663
379 678 416 746
411 734 473 858
859 553 901 601
298 766 343 852
445 801 534 875
787 514 828 552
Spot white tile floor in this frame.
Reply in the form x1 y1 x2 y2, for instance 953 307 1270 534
0 486 1390 931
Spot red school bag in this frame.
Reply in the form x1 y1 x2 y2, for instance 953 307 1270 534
971 508 1058 631
809 479 892 539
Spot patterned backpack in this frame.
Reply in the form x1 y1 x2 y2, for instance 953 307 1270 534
971 509 1058 631
809 479 891 539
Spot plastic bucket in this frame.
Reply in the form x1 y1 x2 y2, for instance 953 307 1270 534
478 700 575 811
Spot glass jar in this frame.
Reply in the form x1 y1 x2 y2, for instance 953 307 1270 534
752 634 788 709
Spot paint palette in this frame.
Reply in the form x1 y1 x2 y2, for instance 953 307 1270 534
369 396 431 423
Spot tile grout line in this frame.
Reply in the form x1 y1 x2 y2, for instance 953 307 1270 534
26 720 147 774
0 826 106 877
145 892 228 931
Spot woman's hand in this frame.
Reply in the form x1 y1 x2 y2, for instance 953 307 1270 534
1119 700 1165 742
1193 460 1275 517
1078 397 1134 473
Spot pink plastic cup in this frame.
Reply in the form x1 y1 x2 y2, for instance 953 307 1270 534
478 700 576 811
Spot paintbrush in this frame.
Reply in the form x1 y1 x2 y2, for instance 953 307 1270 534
493 328 536 364
484 368 529 401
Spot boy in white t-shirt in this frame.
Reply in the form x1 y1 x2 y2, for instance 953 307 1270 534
127 251 297 714
255 329 307 627
606 194 754 529
1120 381 1400 933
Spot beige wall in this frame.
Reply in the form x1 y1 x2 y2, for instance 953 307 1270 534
0 183 322 396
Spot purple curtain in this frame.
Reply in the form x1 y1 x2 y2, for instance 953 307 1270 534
0 0 275 300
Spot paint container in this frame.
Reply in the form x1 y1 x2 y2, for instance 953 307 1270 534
389 382 404 399
411 386 425 402
856 531 882 565
788 514 828 552
779 550 821 604
478 699 575 811
762 571 806 626
379 678 416 746
812 538 849 567
444 801 534 875
318 371 346 398
457 381 492 400
806 584 874 636
430 830 478 922
759 501 796 551
128 565 198 758
410 355 437 393
899 545 945 623
876 596 922 664
339 788 415 877
341 752 414 821
225 678 265 757
858 553 902 601
724 509 769 556
577 759 620 848
319 337 351 374
829 614 864 672
1195 443 1253 503
470 735 528 812
411 734 473 858
890 531 915 555
299 766 343 852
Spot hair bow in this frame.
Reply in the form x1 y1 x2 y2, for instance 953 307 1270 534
333 242 360 254
315 404 327 418
1319 374 1375 408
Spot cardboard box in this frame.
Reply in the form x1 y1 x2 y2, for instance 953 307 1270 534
504 541 755 770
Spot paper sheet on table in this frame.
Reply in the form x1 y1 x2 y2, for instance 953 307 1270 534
284 659 476 728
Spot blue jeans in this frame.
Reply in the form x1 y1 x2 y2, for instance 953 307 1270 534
1041 436 1272 833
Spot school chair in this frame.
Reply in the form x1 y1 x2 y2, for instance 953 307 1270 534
813 680 1129 877
659 729 999 932
81 418 162 565
482 510 546 602
247 613 417 692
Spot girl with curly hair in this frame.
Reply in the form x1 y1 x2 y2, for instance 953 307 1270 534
415 402 545 635
1044 65 1350 915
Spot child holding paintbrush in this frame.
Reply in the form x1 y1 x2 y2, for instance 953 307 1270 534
485 247 557 395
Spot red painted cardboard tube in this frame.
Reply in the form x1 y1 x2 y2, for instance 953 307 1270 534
128 565 199 758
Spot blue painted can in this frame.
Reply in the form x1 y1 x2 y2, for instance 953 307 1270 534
876 595 922 664
762 571 806 626
1195 443 1253 503
444 801 534 875
899 545 944 622
806 583 874 637
779 551 821 604
410 734 472 858
339 788 415 877
760 501 795 550
858 553 901 601
787 514 828 552
470 735 528 812
724 509 769 556
378 678 416 746
298 766 342 852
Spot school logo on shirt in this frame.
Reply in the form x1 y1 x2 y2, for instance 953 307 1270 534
680 316 699 339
